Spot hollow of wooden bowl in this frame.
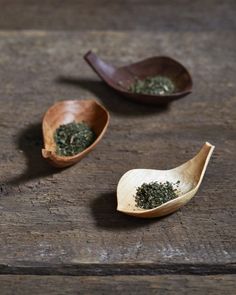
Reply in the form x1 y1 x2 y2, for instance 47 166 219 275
117 142 214 218
117 57 193 104
42 99 109 168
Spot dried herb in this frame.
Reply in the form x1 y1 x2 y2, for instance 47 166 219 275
135 181 180 209
54 121 96 156
129 76 175 95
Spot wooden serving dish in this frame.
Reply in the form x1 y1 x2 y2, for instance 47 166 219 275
117 142 214 218
42 99 109 168
84 51 193 105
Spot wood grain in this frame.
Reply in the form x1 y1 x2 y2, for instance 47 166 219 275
0 0 235 31
0 275 235 295
0 30 235 276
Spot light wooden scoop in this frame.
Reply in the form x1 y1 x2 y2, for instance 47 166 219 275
117 142 215 218
42 99 109 168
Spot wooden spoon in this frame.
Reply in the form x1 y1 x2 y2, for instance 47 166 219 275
84 51 193 105
117 142 215 218
42 99 109 168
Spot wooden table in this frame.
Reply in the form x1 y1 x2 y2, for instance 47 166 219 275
0 1 235 294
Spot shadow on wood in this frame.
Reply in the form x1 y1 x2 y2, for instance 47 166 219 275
6 123 60 185
90 192 162 231
56 77 170 116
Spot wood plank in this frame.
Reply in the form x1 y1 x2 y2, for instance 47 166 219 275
0 31 235 274
0 275 235 295
0 0 235 31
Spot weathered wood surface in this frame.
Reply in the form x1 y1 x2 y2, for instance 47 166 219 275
0 0 235 31
0 30 235 276
0 0 236 293
0 275 235 295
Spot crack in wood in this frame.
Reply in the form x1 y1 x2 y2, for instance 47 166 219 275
0 263 235 276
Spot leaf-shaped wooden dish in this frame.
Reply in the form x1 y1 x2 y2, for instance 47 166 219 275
117 142 214 218
42 99 109 168
84 51 193 105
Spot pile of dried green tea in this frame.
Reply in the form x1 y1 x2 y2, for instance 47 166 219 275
129 76 175 95
54 121 96 156
135 181 180 209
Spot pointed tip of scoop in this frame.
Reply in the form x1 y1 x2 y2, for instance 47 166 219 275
205 141 215 148
42 149 52 159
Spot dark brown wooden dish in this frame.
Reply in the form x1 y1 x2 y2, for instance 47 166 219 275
84 51 193 105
